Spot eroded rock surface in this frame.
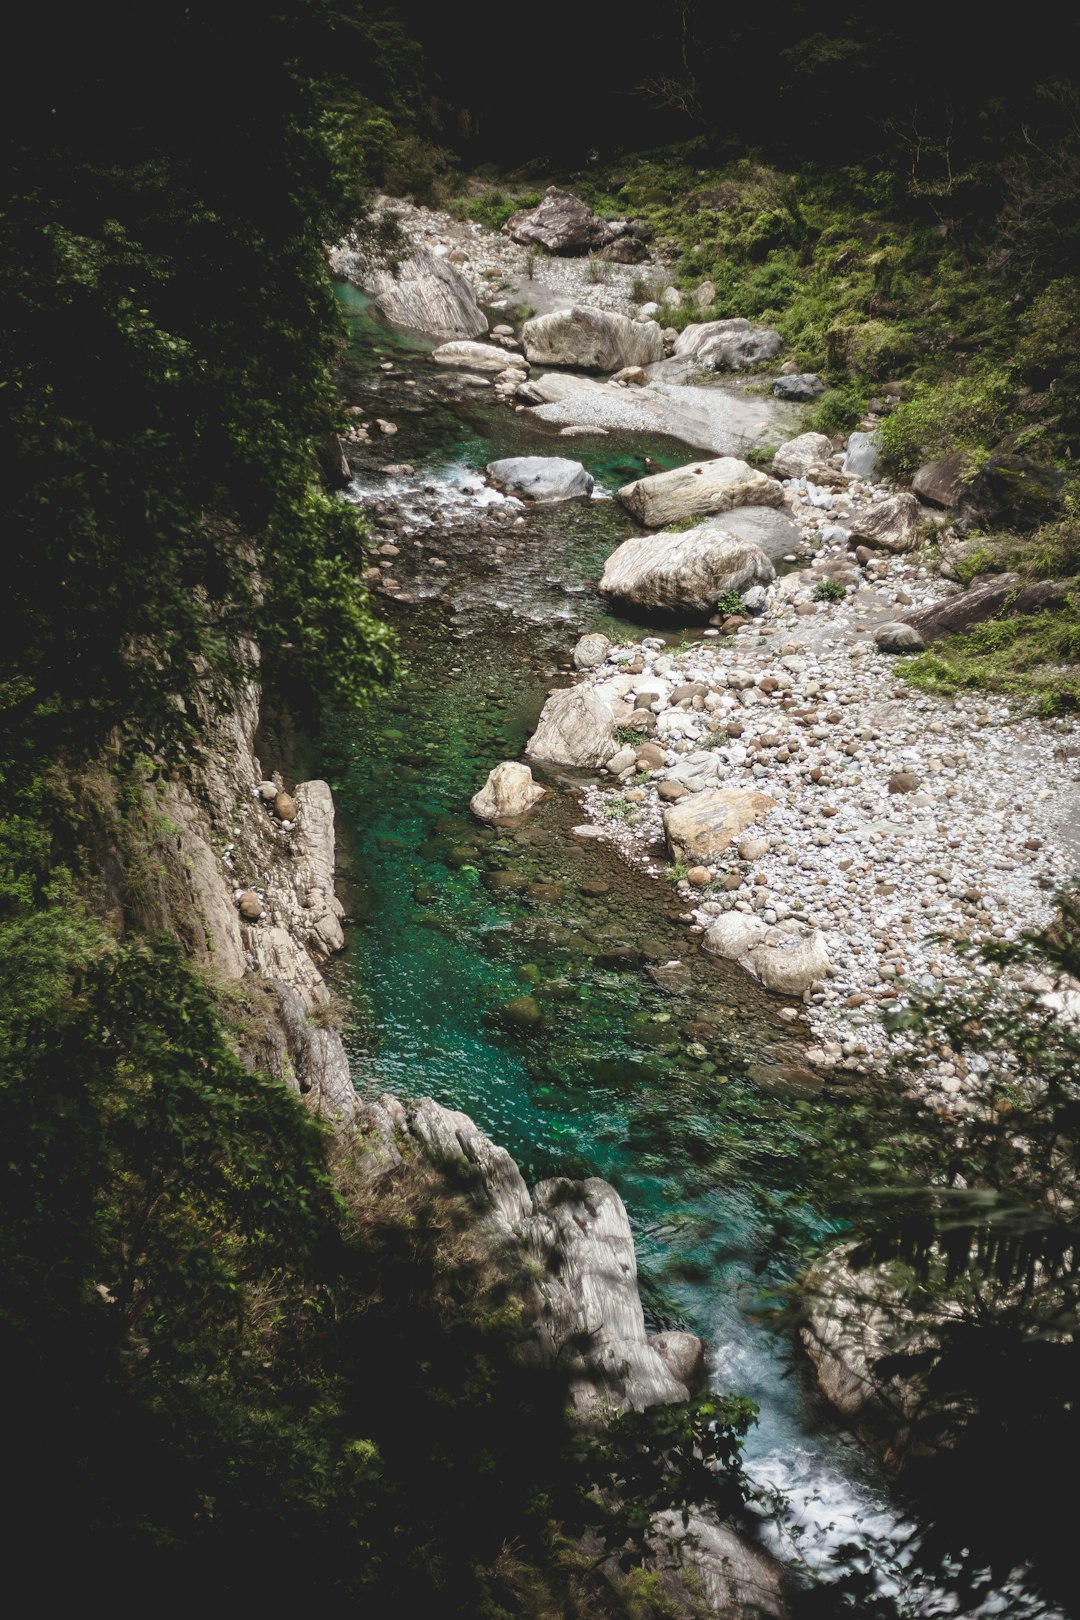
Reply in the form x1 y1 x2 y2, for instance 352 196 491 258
522 306 664 372
617 456 784 528
673 317 784 371
330 239 488 338
600 526 775 614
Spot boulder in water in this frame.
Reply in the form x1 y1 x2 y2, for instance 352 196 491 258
526 684 617 768
485 455 593 502
433 340 528 372
470 761 546 823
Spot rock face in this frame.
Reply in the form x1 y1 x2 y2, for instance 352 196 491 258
522 306 664 372
673 317 784 371
331 239 488 339
600 526 775 614
849 492 923 553
526 684 616 767
640 1512 788 1620
772 431 834 479
616 456 784 528
470 761 546 822
485 455 593 502
663 788 776 861
771 372 826 401
903 573 1068 642
506 187 620 254
956 451 1065 534
432 340 525 371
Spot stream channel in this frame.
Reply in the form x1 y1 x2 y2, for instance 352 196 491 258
319 283 1044 1616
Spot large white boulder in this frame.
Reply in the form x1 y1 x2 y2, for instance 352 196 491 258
526 685 617 768
486 456 593 502
522 306 664 372
506 187 621 253
702 912 768 961
663 789 777 862
673 317 783 371
331 240 488 339
470 761 546 822
849 492 923 554
772 432 834 480
600 526 775 614
617 456 784 528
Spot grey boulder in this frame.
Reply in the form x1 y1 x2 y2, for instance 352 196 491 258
842 430 882 479
771 372 826 401
875 621 926 654
772 431 834 479
486 455 593 502
849 492 923 553
506 187 621 254
526 685 617 768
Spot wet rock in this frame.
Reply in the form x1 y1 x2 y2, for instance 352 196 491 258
470 761 546 822
771 372 826 401
673 317 783 371
498 994 542 1029
330 239 488 338
486 455 593 502
849 492 922 554
600 526 775 615
771 431 834 480
506 187 621 253
527 685 617 768
522 306 664 372
663 788 776 862
616 455 784 529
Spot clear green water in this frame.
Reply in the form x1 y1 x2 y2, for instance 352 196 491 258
320 287 1044 1607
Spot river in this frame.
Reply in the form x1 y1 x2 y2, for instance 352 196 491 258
320 283 1051 1617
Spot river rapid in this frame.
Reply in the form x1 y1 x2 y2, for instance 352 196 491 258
319 285 1053 1618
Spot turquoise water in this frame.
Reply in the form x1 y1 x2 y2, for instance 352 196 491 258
322 288 1047 1609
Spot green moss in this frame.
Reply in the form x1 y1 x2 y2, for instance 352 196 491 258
900 600 1080 714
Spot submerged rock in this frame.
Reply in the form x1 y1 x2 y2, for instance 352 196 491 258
616 455 783 529
600 525 775 615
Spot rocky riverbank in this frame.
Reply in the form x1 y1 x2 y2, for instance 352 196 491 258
537 469 1080 1101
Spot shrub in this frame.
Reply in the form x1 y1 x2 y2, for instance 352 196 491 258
879 368 1017 476
813 578 847 601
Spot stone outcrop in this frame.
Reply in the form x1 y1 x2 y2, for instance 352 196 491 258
522 306 664 372
902 572 1068 642
616 456 784 529
772 431 834 480
600 526 775 614
470 761 546 822
330 238 488 339
485 455 594 502
673 317 784 371
505 187 622 254
527 684 617 768
663 788 776 862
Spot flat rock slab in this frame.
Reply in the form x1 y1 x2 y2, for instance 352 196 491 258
524 373 802 457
